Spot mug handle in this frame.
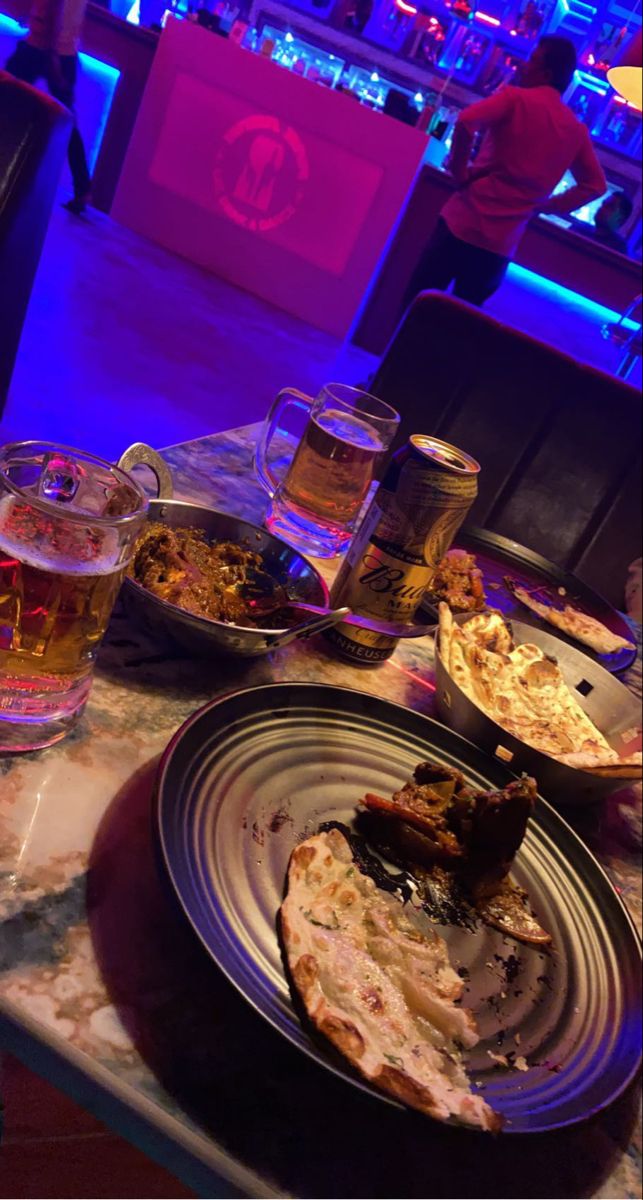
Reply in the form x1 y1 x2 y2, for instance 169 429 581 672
254 388 312 499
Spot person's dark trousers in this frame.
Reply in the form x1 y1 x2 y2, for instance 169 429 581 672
402 217 509 311
5 40 91 200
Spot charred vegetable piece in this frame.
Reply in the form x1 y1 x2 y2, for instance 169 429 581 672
466 776 537 884
362 798 465 868
360 760 546 945
474 880 552 945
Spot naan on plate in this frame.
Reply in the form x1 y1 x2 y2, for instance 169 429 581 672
511 587 635 657
281 828 501 1132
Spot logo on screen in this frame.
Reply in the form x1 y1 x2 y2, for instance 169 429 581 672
213 115 309 232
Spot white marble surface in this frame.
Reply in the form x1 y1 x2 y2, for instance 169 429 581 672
0 425 640 1200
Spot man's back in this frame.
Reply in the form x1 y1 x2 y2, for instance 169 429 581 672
442 85 601 256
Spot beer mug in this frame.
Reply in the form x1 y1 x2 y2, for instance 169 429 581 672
254 383 400 558
0 442 148 752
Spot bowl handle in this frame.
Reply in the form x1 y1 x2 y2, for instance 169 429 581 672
118 443 174 501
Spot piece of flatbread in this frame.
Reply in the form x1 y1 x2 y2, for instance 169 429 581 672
438 601 453 669
556 750 642 777
459 609 514 655
512 588 635 656
440 610 634 770
281 829 501 1132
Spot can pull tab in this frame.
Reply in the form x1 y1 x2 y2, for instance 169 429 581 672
38 453 81 504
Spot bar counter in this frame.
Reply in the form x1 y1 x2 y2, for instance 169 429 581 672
0 425 641 1198
355 160 643 353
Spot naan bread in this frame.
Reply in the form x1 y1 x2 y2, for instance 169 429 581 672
512 587 635 656
460 610 513 655
556 750 642 777
438 606 635 771
281 829 501 1132
438 600 453 671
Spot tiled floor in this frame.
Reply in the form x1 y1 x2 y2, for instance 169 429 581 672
0 201 639 462
0 1054 194 1198
0 203 375 461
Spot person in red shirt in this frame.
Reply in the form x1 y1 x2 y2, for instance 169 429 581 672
403 36 607 308
5 0 92 214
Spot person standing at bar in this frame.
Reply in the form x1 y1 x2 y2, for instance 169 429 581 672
5 0 92 214
403 37 607 308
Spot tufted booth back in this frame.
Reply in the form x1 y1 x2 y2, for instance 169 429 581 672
371 292 641 608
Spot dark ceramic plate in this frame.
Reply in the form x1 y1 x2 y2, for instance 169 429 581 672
154 683 642 1134
420 526 637 674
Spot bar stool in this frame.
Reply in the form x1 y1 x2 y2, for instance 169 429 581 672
601 294 643 381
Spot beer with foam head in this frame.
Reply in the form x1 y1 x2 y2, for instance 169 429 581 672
0 444 147 750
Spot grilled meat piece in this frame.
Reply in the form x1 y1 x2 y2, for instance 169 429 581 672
430 549 486 613
362 762 536 884
361 761 544 944
466 776 536 883
413 762 467 791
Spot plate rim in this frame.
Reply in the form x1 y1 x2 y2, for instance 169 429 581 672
153 680 643 1132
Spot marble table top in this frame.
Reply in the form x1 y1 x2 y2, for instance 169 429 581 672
0 425 641 1199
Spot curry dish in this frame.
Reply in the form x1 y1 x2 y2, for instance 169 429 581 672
129 522 264 625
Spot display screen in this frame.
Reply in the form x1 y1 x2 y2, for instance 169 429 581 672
549 170 622 227
541 170 640 259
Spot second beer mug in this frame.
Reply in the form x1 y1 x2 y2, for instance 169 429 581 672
254 383 400 558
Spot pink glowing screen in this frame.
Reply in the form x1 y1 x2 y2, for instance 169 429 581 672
113 19 426 337
149 73 384 276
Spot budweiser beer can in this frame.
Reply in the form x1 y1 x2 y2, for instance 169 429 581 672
325 435 480 664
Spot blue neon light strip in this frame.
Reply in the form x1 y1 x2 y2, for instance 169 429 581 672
509 263 640 330
0 13 120 84
574 69 609 95
0 11 120 169
0 13 27 34
79 50 120 86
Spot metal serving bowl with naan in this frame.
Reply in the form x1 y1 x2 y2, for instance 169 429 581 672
435 607 641 807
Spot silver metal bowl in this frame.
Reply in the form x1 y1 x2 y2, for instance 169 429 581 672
122 498 330 657
434 616 641 808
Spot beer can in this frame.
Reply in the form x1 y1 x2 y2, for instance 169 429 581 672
324 435 480 665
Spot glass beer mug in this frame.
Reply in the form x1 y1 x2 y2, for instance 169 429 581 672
0 442 148 752
254 383 400 558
